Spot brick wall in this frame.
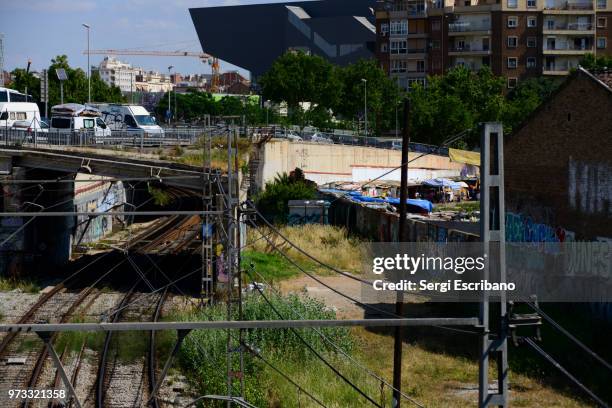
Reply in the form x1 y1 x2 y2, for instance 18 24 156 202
504 70 612 240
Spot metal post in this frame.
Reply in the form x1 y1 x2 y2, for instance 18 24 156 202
148 329 191 405
37 332 83 408
478 123 508 407
60 81 64 105
167 65 173 126
362 78 368 144
82 24 91 104
392 99 410 407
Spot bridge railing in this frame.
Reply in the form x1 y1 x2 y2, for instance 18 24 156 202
0 128 211 148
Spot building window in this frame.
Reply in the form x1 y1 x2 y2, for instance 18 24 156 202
597 0 607 8
432 40 441 49
482 56 491 66
432 20 441 31
391 60 407 73
508 77 518 88
508 57 518 68
417 60 426 72
527 37 537 47
527 0 537 7
381 23 389 35
527 57 537 68
597 17 607 28
391 40 407 54
597 37 607 49
527 16 537 27
381 43 388 53
507 16 518 28
507 0 518 8
390 20 409 36
507 36 518 48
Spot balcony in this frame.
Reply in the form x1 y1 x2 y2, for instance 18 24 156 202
543 41 593 54
448 22 492 35
453 62 484 71
448 44 492 55
543 63 575 74
543 21 595 32
544 0 594 12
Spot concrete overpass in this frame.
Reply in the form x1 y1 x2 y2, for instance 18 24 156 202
0 147 213 190
0 147 225 276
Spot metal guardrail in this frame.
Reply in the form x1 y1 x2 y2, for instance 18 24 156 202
0 125 452 156
0 128 206 148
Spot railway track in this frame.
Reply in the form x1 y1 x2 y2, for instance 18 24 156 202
95 186 201 408
1 185 202 408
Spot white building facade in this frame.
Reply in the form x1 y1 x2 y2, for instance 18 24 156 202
97 56 173 93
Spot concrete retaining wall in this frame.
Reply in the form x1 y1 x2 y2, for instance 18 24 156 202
256 139 468 188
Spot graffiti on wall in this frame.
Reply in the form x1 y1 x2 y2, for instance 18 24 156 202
568 158 611 216
75 181 126 244
505 212 575 254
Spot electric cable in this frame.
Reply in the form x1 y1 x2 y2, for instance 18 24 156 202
523 338 609 408
247 267 426 408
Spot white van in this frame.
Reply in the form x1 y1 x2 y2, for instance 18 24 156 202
50 104 111 138
0 87 41 128
91 104 164 136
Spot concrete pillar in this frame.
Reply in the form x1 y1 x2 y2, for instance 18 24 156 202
0 167 26 277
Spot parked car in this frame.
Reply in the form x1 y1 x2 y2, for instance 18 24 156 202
11 119 49 133
310 132 333 144
287 131 302 142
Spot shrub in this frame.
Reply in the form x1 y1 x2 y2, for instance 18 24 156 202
175 293 352 406
255 170 316 222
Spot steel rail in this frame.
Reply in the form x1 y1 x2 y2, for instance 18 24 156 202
0 318 481 333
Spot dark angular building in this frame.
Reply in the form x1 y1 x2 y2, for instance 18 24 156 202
189 0 377 80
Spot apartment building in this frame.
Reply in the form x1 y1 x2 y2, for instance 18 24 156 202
376 0 612 88
96 56 173 93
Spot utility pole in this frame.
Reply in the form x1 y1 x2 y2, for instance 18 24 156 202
362 78 368 140
41 69 48 118
167 65 173 126
393 98 410 407
82 24 91 104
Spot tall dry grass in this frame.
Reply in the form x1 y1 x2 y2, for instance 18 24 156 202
247 224 364 274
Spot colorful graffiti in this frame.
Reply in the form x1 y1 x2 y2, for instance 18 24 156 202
505 212 575 254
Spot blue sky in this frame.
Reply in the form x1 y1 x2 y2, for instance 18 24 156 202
1 0 303 79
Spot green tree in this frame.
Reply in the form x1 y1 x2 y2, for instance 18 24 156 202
503 77 562 133
335 59 401 135
408 66 505 147
579 53 612 70
9 69 41 103
259 51 341 126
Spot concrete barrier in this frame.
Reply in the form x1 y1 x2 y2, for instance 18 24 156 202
254 139 468 189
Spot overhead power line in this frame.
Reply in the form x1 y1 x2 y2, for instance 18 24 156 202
523 338 609 408
248 266 425 408
244 268 382 407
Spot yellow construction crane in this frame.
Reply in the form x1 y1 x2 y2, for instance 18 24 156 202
84 49 222 92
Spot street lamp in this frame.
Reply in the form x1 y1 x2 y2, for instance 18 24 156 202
82 23 91 104
167 65 174 125
361 78 368 140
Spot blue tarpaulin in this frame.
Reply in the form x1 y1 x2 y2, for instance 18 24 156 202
385 197 434 213
345 192 433 213
351 195 386 203
422 178 463 190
